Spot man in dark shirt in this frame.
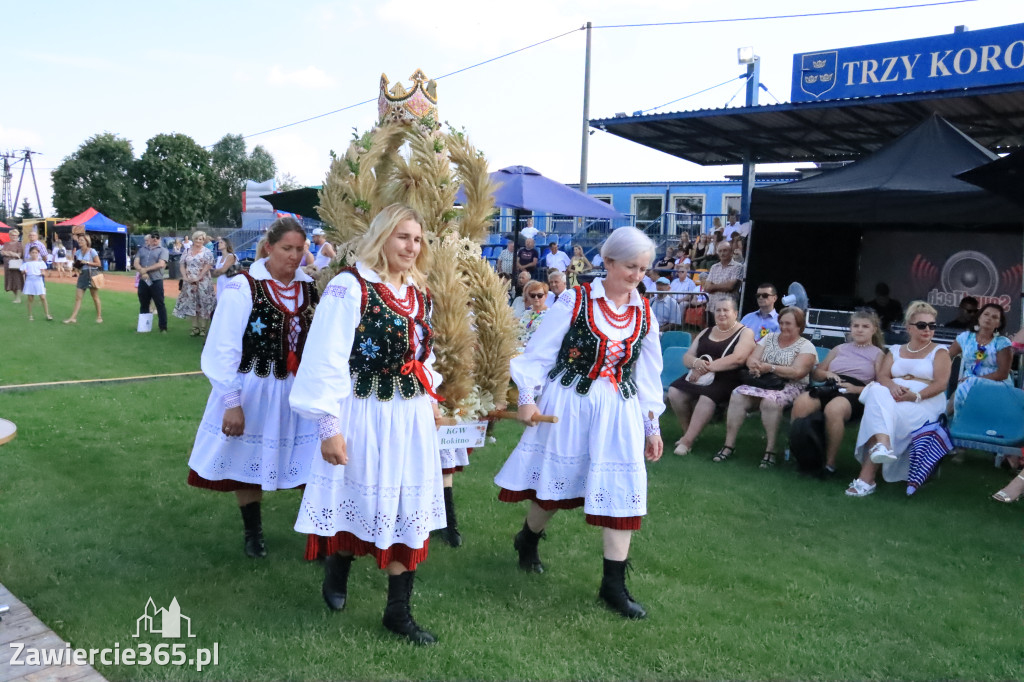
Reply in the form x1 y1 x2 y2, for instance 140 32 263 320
945 296 978 329
515 237 539 277
867 282 903 332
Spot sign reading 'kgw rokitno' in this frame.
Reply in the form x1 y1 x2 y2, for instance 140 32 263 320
791 23 1024 103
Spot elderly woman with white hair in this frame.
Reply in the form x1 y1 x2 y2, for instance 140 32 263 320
495 226 664 620
173 230 217 336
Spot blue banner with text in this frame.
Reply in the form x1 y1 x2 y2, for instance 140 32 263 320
791 23 1024 103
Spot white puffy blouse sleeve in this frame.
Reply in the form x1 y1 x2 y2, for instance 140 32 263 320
635 310 665 420
510 289 577 398
200 277 254 403
290 272 360 430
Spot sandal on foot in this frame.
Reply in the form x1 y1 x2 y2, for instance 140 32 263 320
992 490 1020 503
95 318 103 324
63 318 77 324
712 446 734 463
674 440 691 456
190 328 201 337
759 451 777 469
845 478 877 497
46 315 53 321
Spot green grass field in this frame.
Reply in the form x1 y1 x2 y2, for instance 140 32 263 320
0 286 1021 680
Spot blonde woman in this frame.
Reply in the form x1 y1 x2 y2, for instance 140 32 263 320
173 231 217 336
847 301 951 497
790 310 885 475
567 244 592 287
64 235 103 324
291 204 445 645
519 280 550 348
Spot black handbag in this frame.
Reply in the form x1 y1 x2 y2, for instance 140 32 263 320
739 368 786 391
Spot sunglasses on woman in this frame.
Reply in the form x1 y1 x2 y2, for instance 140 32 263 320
529 293 545 299
910 322 937 330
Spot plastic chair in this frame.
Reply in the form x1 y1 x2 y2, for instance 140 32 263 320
661 346 688 392
661 331 692 350
815 346 830 363
949 381 1024 458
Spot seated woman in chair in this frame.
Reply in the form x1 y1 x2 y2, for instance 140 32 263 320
946 303 1012 415
846 301 951 497
790 310 885 476
715 306 817 468
667 296 755 456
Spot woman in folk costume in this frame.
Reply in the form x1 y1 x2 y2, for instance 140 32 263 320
290 204 446 645
187 217 320 558
495 226 665 619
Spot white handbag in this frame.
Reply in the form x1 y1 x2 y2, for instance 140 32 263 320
137 313 153 333
685 355 716 385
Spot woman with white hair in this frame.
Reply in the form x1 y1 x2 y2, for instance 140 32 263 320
290 204 445 645
495 226 664 620
173 230 217 336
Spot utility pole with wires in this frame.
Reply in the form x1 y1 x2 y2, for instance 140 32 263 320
0 149 45 221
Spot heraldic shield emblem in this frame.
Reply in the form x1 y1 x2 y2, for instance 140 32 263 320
800 51 838 99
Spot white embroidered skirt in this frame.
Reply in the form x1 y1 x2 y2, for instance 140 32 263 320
188 373 318 491
494 378 647 525
294 393 445 552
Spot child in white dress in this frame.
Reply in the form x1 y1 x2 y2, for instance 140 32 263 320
20 246 52 321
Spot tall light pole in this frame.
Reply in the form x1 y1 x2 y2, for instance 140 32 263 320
737 47 760 223
580 21 592 194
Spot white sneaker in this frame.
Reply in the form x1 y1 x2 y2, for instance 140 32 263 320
845 478 877 497
674 441 690 456
868 443 897 464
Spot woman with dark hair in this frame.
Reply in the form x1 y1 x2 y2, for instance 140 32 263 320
290 204 445 645
495 225 664 620
790 310 885 475
187 217 319 558
946 303 1012 415
716 306 816 468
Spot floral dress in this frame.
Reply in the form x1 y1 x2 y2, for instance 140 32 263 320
173 247 216 319
953 331 1012 412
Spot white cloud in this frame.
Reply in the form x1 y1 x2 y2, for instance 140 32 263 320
267 65 337 90
257 132 331 189
0 125 42 148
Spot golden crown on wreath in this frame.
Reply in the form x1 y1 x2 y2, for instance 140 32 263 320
378 69 438 124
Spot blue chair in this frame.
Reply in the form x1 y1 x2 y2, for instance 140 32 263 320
661 331 692 350
949 381 1024 459
815 346 830 363
661 346 688 392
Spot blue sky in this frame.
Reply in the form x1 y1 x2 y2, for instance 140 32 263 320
5 0 1020 217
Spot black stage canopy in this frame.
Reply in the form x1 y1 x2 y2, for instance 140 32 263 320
592 83 1024 166
750 115 1022 225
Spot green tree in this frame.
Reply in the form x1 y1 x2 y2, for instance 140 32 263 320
276 172 302 192
208 134 277 226
135 133 214 228
17 198 35 220
51 133 137 224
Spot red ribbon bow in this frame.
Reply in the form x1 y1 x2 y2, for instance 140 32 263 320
401 359 444 402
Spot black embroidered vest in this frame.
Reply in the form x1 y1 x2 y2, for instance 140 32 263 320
345 268 435 401
547 283 651 400
237 272 319 379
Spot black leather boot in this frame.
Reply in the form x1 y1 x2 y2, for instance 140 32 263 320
437 487 462 548
598 558 646 619
382 571 437 645
239 501 266 558
513 520 545 573
322 554 353 611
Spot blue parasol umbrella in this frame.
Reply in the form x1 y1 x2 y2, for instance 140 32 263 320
469 165 623 219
